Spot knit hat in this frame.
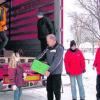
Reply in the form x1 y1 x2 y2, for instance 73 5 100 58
70 40 76 48
37 12 44 16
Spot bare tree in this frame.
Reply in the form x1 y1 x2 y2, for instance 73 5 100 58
70 12 96 44
77 0 100 39
70 13 82 45
70 12 97 54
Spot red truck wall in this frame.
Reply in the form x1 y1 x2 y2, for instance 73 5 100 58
6 0 55 56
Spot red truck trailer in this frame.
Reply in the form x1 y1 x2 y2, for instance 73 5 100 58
0 0 63 91
0 57 42 91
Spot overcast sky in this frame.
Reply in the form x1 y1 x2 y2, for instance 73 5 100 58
63 0 83 48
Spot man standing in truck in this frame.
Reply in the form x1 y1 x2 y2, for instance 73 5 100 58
37 12 54 52
0 4 8 55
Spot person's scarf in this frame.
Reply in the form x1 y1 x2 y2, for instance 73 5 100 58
70 48 77 52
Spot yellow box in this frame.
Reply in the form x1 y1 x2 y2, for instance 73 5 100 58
25 75 41 81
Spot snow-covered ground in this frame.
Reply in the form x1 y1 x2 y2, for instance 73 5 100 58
0 57 97 100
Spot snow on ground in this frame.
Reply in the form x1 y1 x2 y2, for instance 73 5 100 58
0 58 97 100
0 52 96 100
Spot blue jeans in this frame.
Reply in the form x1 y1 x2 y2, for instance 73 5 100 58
14 87 22 100
0 31 8 51
0 82 2 90
70 75 85 99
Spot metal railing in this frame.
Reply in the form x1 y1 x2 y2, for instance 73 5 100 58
0 57 35 64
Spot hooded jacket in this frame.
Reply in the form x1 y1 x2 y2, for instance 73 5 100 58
64 49 86 75
8 63 25 87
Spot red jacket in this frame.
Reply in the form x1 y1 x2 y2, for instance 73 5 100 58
8 65 25 87
8 68 16 85
64 49 86 75
93 48 100 75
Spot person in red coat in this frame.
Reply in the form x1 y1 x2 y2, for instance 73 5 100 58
64 40 86 100
93 46 100 100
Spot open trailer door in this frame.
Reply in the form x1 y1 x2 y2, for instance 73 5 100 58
0 0 63 57
0 0 64 91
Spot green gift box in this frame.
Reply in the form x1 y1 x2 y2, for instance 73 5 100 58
31 60 49 75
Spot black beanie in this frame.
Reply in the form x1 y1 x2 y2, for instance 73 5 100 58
70 40 76 48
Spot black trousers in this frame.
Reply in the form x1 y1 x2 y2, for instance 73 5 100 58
47 74 61 100
39 38 47 61
96 75 100 100
0 31 8 51
40 38 47 52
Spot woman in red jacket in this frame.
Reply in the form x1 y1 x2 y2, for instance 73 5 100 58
64 40 86 100
93 46 100 100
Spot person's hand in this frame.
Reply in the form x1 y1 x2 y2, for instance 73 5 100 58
44 62 48 64
12 85 17 91
66 72 70 75
23 73 27 80
44 71 50 77
3 26 7 31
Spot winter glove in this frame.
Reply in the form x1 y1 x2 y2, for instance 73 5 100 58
66 72 70 75
83 69 86 73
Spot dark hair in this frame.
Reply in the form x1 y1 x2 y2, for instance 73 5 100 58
70 40 76 47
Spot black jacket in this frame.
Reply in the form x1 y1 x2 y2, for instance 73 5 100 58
37 17 54 40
